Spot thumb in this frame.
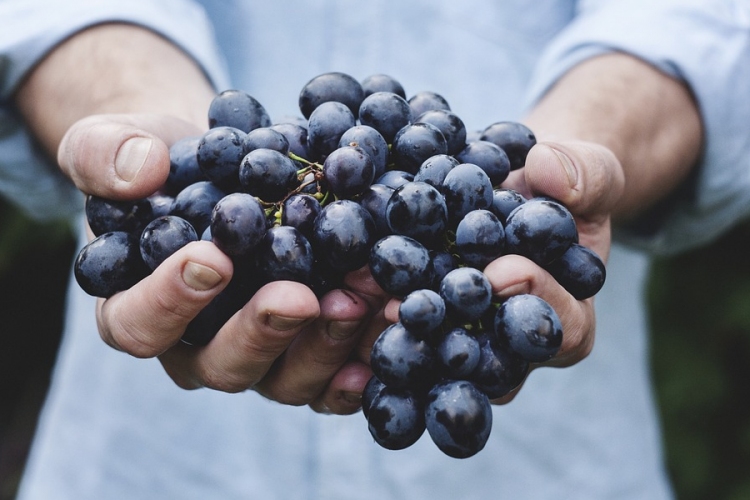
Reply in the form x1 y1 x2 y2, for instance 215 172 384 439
58 113 204 200
524 141 625 220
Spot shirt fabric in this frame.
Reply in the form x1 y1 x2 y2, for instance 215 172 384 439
1 1 748 499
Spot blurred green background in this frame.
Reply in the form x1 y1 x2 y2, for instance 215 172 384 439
0 196 749 500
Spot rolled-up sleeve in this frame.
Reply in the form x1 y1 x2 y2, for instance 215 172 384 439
523 0 750 255
0 0 229 221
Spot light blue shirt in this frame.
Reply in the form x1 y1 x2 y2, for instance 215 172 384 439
1 1 749 499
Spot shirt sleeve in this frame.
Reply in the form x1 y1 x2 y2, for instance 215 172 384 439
523 0 750 255
0 0 230 222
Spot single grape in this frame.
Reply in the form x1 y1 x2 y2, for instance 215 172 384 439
210 192 267 257
367 386 426 451
375 170 414 190
494 294 563 363
413 154 459 189
437 327 482 379
441 163 494 226
415 109 467 155
208 89 271 133
74 231 149 298
269 122 309 159
479 121 536 170
425 380 492 459
338 124 389 180
362 375 387 419
439 267 493 323
544 243 606 300
298 71 365 119
139 215 198 271
504 197 578 265
370 322 437 390
254 225 315 285
196 126 247 191
307 101 357 160
368 234 434 298
165 135 207 196
322 145 375 199
170 181 226 236
311 200 377 273
85 195 154 237
238 148 300 202
490 188 527 224
358 183 396 238
398 289 446 337
391 122 448 174
454 209 505 269
470 333 529 399
407 90 450 118
454 140 511 186
385 181 448 247
358 91 412 143
242 127 290 155
281 193 322 241
361 73 406 98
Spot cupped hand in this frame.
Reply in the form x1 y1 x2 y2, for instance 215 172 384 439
61 113 384 414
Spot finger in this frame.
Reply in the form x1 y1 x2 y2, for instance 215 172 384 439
309 361 373 415
58 113 204 200
252 289 372 405
158 280 321 393
484 254 595 368
97 240 233 358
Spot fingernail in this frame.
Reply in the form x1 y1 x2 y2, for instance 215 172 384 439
115 137 153 182
182 261 223 291
549 146 578 187
327 320 361 340
267 315 307 331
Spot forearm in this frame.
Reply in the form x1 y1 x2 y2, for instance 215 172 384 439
523 52 703 221
14 23 216 158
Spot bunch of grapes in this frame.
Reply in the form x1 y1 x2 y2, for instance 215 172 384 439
74 71 606 458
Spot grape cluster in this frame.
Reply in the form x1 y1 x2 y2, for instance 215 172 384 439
74 71 606 457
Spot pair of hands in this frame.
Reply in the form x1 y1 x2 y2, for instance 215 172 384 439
60 112 625 414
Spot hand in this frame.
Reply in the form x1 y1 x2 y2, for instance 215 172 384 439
379 139 625 403
60 113 385 415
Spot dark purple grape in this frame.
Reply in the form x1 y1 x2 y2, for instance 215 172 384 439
311 200 377 273
385 181 447 247
494 294 563 363
425 380 492 459
367 386 426 450
281 193 321 240
454 140 511 186
439 267 492 323
407 91 450 118
504 198 578 265
398 289 446 336
415 109 467 155
238 148 300 202
391 122 448 174
441 163 494 226
307 101 357 160
269 122 309 159
480 121 536 170
362 375 387 419
208 89 271 133
242 127 290 155
358 183 395 238
298 71 365 119
437 327 481 379
358 91 412 143
85 195 154 237
74 231 149 298
338 125 389 179
490 188 527 224
455 209 505 269
139 215 198 271
254 225 315 285
430 249 456 289
196 126 247 191
414 154 459 188
375 170 414 190
170 181 226 236
370 322 437 390
470 333 529 399
361 74 406 98
368 235 434 298
322 145 375 199
544 243 606 300
165 135 207 196
210 192 267 257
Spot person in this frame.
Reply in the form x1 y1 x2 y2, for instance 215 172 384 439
2 0 748 498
